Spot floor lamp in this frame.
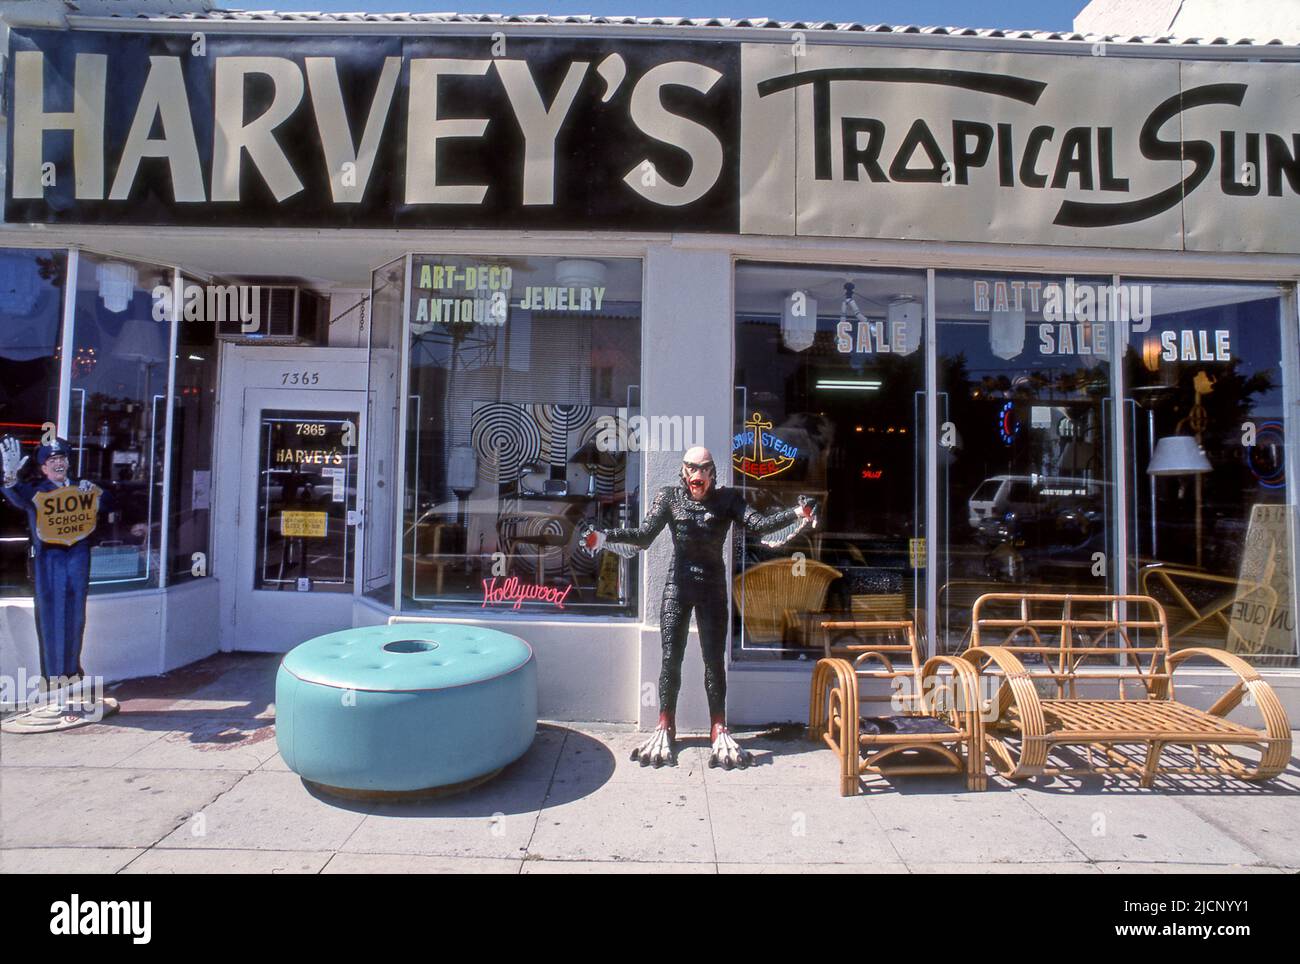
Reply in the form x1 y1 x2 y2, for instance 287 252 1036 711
1147 435 1212 567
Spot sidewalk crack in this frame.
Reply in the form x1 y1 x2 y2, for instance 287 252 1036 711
116 769 255 873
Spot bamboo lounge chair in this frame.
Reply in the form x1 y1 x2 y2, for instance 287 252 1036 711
809 619 987 795
961 593 1292 786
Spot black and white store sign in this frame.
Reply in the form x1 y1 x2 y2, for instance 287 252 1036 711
6 28 1298 252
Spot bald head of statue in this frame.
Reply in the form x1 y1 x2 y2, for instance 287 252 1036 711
681 445 716 501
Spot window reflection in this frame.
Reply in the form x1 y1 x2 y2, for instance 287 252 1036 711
1127 281 1295 660
401 256 642 615
733 263 927 660
70 253 172 590
168 277 217 584
0 249 66 596
935 272 1116 653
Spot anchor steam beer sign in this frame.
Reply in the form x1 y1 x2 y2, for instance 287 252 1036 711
5 28 1299 252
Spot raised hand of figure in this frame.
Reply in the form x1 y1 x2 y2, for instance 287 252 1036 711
631 725 675 767
708 728 753 770
577 522 606 554
78 479 97 494
1 437 26 486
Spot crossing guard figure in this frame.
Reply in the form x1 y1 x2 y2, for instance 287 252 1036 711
581 445 817 768
1 436 113 712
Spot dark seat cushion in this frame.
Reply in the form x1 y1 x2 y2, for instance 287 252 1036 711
860 715 959 736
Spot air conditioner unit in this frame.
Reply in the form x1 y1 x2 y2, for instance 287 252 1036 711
215 285 326 345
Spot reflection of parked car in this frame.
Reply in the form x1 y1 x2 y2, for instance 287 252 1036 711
968 475 1101 531
977 494 1105 581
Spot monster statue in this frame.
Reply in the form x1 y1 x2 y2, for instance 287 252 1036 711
581 446 816 768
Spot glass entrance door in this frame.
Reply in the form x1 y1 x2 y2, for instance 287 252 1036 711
253 410 359 592
233 387 364 651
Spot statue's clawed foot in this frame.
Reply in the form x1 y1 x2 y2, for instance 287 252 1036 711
708 725 752 770
631 725 676 767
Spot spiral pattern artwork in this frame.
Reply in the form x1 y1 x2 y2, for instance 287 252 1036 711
470 402 543 483
527 403 593 472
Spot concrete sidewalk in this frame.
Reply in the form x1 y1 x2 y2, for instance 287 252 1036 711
2 653 1298 874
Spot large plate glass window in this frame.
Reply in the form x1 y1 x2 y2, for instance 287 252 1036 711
166 273 218 584
362 257 404 602
732 262 927 661
401 256 642 616
1125 280 1296 662
934 271 1118 653
69 252 172 591
0 248 66 596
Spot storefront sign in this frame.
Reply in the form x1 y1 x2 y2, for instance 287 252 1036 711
412 262 513 328
273 448 344 467
733 412 799 480
481 576 573 610
33 486 100 546
280 510 327 538
5 29 1298 252
998 402 1021 446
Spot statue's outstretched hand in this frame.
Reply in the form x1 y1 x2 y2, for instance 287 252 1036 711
578 522 606 554
1 437 26 486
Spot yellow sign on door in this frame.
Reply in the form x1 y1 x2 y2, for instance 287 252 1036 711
281 511 327 538
33 486 101 546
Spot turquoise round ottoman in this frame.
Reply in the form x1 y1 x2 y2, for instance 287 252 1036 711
275 624 536 796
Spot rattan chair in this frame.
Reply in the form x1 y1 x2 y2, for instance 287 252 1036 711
734 557 841 645
809 619 987 795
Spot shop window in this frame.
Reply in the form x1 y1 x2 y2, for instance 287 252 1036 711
1125 281 1296 662
0 248 66 597
362 257 404 602
399 256 642 616
167 274 217 584
69 253 172 591
935 271 1118 651
732 262 927 661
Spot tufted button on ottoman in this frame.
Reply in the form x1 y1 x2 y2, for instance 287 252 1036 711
275 624 536 796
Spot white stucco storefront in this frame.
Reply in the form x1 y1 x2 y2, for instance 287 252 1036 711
1 7 1298 730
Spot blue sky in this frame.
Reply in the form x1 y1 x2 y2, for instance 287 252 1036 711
264 1 1087 33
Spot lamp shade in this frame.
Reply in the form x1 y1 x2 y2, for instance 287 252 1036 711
1147 435 1212 475
887 298 922 356
96 261 138 313
781 290 817 352
989 307 1027 360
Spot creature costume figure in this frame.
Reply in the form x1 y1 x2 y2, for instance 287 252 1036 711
1 437 107 689
582 446 816 768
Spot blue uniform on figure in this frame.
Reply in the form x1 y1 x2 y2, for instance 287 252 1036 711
0 438 108 682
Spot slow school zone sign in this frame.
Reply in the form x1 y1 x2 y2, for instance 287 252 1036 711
5 28 1299 252
33 485 101 547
